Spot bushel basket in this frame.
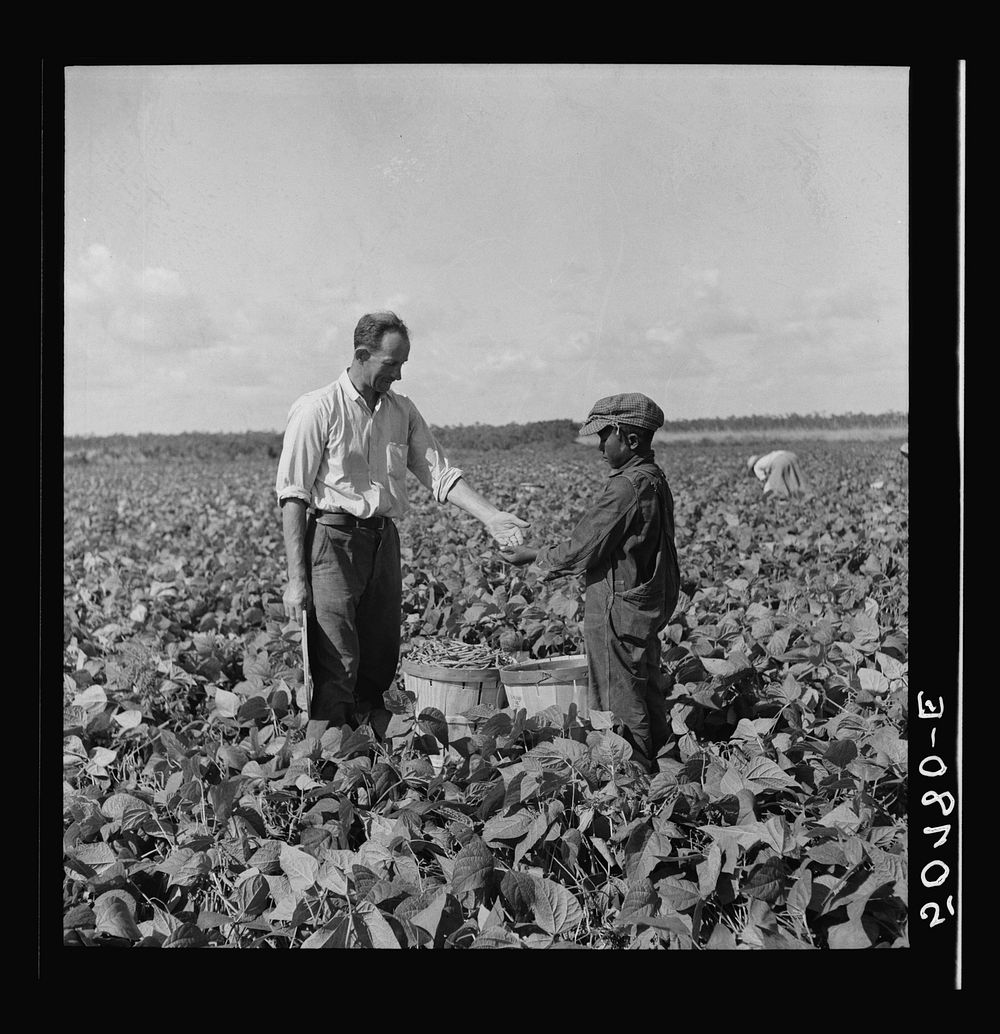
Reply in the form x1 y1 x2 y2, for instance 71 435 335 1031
400 658 506 744
498 653 589 719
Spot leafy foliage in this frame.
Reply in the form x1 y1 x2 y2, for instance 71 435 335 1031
63 439 908 948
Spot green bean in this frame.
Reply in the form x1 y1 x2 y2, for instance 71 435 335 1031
405 636 514 669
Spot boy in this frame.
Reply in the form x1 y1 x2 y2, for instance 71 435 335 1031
499 393 680 769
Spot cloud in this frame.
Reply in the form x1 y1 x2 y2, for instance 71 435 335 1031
613 271 905 415
64 247 370 427
677 268 760 338
64 239 907 434
762 280 904 376
375 145 427 186
391 297 454 343
686 266 720 292
482 348 547 373
645 326 684 347
796 281 896 322
644 332 718 380
138 267 186 298
638 270 759 380
715 283 906 414
695 307 758 337
66 244 226 355
539 261 602 320
401 268 906 427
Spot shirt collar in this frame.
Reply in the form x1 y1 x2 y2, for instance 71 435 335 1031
338 368 394 412
338 368 364 401
608 451 655 477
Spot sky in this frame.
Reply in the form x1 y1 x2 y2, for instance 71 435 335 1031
63 64 909 436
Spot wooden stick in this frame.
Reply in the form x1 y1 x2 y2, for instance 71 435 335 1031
301 608 313 721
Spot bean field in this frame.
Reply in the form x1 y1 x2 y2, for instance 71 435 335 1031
62 438 909 949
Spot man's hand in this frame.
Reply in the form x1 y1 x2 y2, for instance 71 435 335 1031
283 578 313 622
445 480 530 548
497 545 538 566
485 511 531 548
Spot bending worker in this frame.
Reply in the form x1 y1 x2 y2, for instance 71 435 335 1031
746 449 807 498
275 311 529 732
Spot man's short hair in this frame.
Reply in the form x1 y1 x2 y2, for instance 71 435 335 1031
354 311 409 356
617 422 654 450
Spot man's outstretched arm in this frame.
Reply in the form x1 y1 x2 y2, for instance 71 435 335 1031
445 477 530 548
406 401 529 547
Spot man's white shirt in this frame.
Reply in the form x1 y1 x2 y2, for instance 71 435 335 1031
275 369 463 518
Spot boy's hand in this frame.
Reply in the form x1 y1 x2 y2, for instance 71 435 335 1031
497 545 538 566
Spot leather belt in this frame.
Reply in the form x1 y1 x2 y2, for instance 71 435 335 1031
311 511 391 530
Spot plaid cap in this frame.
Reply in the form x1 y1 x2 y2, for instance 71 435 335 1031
579 393 665 437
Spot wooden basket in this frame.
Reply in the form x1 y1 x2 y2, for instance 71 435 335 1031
499 653 590 718
400 658 506 743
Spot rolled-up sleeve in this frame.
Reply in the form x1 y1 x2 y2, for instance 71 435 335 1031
406 403 464 503
275 397 326 505
534 477 637 579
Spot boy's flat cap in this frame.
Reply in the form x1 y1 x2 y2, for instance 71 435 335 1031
579 393 665 437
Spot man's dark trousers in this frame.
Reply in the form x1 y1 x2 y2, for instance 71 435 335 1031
305 516 400 728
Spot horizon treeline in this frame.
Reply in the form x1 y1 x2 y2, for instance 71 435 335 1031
64 411 907 463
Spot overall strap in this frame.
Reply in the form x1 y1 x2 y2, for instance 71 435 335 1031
618 464 669 522
605 464 670 591
620 463 679 622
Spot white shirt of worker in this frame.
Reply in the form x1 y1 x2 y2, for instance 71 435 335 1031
751 450 805 497
274 369 463 516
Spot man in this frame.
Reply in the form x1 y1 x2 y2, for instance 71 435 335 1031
746 450 807 498
275 311 529 731
499 393 680 769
